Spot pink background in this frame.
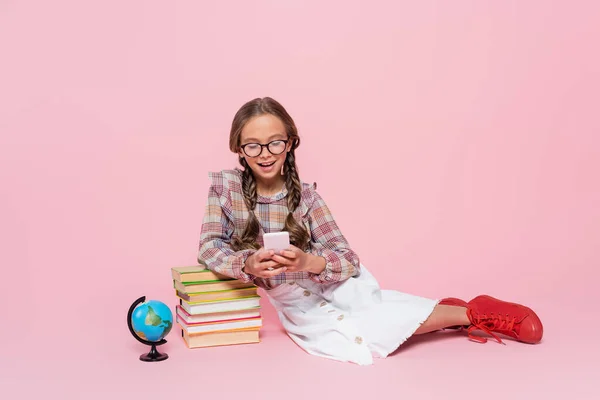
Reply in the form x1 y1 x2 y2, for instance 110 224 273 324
1 1 598 398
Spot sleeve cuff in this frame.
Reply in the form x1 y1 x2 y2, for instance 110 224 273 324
235 249 257 283
308 248 340 283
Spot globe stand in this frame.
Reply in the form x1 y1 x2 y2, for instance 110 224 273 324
139 343 168 362
127 296 169 362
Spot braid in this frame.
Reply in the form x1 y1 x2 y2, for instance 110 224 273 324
284 152 302 212
283 151 310 251
231 158 261 251
241 158 258 212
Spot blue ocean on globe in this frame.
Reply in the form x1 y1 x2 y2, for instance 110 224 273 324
130 300 173 342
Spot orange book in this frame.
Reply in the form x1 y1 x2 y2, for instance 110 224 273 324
181 328 260 348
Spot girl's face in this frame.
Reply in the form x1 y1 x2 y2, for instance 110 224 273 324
239 114 292 186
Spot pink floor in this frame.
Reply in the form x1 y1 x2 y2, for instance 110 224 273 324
3 289 596 400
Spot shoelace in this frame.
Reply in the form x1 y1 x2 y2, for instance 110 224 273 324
466 310 517 345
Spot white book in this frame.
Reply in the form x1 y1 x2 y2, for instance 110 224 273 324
176 305 261 324
180 296 261 315
177 315 263 334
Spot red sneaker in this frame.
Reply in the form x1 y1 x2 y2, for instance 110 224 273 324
465 295 543 344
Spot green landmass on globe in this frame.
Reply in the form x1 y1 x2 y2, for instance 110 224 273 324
131 301 174 342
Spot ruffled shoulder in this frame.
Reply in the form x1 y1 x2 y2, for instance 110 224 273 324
294 181 318 220
208 169 243 195
301 181 317 204
207 169 245 222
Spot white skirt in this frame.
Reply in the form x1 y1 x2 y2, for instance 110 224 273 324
264 264 439 366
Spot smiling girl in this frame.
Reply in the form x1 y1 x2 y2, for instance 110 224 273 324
197 97 543 365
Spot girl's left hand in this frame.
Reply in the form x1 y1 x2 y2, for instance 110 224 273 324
269 245 310 273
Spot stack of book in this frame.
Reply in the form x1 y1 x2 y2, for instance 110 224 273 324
171 265 263 348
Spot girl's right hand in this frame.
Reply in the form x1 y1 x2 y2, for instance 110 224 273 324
243 248 287 278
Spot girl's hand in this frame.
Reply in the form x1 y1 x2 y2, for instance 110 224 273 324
270 245 313 273
243 247 287 278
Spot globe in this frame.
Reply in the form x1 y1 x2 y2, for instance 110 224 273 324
127 296 173 361
131 300 173 342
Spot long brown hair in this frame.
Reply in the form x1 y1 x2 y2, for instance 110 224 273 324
229 97 310 252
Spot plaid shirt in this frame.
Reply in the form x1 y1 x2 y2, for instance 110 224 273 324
197 169 360 289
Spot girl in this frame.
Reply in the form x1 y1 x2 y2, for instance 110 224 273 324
197 97 543 366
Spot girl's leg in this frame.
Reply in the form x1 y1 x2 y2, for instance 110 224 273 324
413 296 544 344
414 304 469 335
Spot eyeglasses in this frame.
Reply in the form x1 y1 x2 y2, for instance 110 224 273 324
240 139 289 157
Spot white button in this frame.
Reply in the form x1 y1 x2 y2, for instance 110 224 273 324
355 336 363 344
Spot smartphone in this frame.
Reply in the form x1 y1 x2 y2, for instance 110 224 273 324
263 231 290 252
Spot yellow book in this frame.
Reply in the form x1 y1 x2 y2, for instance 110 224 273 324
171 265 233 283
176 287 258 303
174 279 255 294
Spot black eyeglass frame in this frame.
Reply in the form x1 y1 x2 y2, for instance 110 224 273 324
240 139 290 157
